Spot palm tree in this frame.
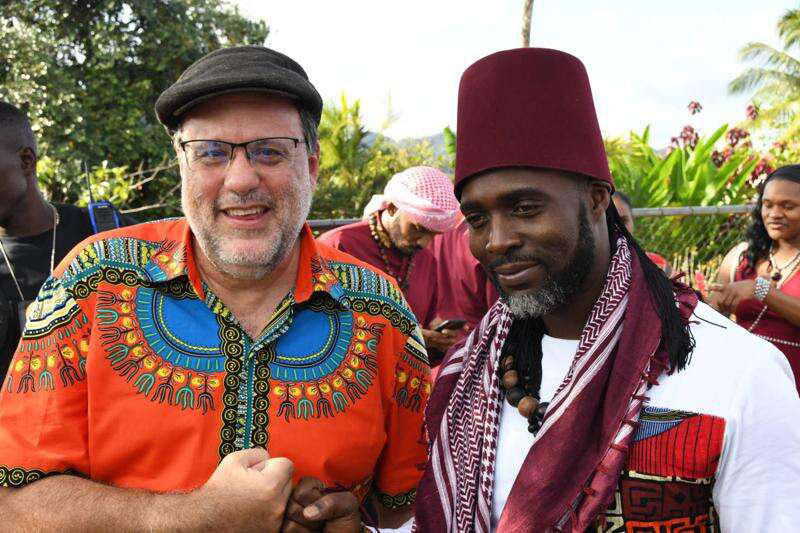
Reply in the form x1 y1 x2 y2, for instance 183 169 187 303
729 9 800 139
521 0 534 47
317 94 371 188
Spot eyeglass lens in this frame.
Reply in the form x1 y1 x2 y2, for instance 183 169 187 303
183 138 299 169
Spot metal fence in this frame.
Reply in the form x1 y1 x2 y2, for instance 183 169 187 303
633 205 753 284
309 205 755 286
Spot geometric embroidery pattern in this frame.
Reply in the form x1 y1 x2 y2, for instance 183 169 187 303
599 406 725 531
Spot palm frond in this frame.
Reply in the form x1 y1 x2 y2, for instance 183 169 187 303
737 43 800 74
728 67 800 94
778 8 800 49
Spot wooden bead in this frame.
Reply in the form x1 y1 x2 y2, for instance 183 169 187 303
501 370 519 389
505 386 525 406
500 356 515 371
517 395 539 418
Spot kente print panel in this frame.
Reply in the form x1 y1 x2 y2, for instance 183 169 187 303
599 407 725 532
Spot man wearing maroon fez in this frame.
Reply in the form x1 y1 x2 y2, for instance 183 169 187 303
413 48 800 532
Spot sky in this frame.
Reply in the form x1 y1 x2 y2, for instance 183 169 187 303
234 0 793 148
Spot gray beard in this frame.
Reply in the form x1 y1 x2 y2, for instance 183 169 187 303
186 182 312 281
497 205 595 319
504 279 567 319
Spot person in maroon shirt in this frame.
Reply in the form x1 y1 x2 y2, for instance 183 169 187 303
319 166 460 361
430 217 498 333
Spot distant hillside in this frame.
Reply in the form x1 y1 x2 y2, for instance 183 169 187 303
400 131 447 158
364 130 451 169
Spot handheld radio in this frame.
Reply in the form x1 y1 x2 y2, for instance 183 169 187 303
84 163 122 233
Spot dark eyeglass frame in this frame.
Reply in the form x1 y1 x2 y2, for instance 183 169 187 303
178 136 305 169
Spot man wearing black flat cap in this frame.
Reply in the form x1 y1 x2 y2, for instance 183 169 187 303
0 46 428 532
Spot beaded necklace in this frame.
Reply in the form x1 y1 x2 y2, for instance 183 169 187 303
767 245 800 282
749 251 800 348
367 212 416 290
496 323 550 435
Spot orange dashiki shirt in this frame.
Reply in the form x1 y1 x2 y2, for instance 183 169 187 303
0 219 430 508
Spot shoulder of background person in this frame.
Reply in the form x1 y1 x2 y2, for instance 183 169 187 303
118 212 140 227
316 219 370 248
716 241 749 283
54 203 94 242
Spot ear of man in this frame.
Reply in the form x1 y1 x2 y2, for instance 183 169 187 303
19 147 37 179
587 181 612 222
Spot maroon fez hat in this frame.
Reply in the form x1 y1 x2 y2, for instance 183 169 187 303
454 47 613 197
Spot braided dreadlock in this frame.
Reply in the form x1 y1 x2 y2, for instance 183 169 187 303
498 198 696 395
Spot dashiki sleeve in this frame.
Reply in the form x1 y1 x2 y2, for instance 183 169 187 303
0 267 92 486
372 323 431 510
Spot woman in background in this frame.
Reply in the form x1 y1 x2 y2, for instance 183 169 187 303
710 164 800 392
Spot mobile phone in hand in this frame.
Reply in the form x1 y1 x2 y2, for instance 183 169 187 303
435 318 467 332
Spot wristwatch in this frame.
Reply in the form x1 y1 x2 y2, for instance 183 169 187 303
754 276 771 302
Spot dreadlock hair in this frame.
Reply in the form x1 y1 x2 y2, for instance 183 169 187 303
743 164 800 276
497 195 696 396
606 199 695 372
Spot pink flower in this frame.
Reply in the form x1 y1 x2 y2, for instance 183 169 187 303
726 127 749 148
680 125 699 149
688 101 703 115
751 157 774 182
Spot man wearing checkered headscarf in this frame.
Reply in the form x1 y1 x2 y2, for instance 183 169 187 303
319 166 460 362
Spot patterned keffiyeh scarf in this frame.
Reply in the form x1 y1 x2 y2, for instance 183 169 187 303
415 237 697 532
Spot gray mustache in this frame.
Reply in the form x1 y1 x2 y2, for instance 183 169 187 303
213 192 275 210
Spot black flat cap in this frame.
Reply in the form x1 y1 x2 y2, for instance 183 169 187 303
155 45 323 129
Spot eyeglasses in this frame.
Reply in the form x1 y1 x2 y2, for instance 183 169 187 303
178 137 305 172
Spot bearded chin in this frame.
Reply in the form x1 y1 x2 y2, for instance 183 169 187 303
503 279 568 319
496 204 595 319
183 177 312 281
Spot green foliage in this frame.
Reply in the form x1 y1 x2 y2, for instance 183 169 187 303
607 125 759 209
317 95 372 189
605 127 667 207
443 126 457 169
1 0 267 213
729 8 800 139
310 94 446 220
607 124 761 271
36 156 181 217
770 139 800 169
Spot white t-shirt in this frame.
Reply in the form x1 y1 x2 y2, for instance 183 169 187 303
490 302 800 531
491 334 578 527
